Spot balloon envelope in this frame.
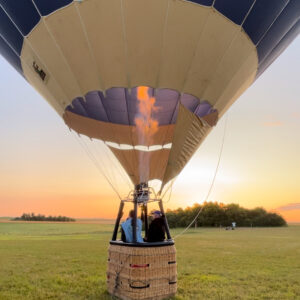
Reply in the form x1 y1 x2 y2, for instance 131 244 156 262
0 0 299 186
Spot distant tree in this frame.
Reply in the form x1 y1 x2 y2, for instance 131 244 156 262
13 213 75 222
165 202 287 228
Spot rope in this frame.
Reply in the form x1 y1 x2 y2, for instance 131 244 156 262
99 141 133 190
173 113 229 240
71 132 122 200
160 177 176 200
162 179 175 204
113 254 131 295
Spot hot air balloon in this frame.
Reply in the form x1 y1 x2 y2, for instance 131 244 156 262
0 0 299 299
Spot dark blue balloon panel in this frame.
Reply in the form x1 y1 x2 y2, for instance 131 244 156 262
214 0 255 25
33 0 73 16
243 0 289 45
0 35 23 75
186 0 213 6
257 20 300 78
0 0 40 35
0 8 23 55
256 0 300 64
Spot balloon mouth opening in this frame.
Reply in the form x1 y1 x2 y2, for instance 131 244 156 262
65 86 217 129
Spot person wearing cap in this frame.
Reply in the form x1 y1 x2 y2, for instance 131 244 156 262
145 210 166 242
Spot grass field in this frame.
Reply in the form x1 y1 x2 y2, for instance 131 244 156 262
0 222 299 300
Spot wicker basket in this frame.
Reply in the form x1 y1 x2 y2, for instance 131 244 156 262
107 242 177 300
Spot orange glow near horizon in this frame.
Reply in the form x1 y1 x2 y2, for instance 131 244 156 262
1 192 119 219
2 193 298 222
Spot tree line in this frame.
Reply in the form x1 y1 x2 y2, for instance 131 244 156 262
13 213 75 222
165 202 286 228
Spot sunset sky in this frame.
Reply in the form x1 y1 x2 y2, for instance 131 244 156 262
0 38 299 222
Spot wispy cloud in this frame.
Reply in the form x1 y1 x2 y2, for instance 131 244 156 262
277 203 300 211
263 115 283 127
291 112 300 119
263 121 283 127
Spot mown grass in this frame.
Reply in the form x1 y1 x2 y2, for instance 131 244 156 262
0 222 299 299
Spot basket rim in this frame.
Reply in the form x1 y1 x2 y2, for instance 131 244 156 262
110 240 174 247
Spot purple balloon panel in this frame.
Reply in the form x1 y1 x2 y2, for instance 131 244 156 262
66 87 215 126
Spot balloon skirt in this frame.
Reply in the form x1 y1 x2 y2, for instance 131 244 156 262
107 243 177 300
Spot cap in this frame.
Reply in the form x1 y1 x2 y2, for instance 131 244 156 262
152 210 161 215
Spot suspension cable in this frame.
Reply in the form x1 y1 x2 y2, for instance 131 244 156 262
162 178 175 204
71 132 122 200
99 141 133 190
161 177 177 200
173 113 229 240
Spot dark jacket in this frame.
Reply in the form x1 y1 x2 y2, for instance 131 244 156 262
147 217 165 242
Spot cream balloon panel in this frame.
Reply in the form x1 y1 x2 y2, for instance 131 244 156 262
124 0 169 88
20 0 257 118
157 2 211 90
21 23 79 106
78 0 128 90
22 59 65 115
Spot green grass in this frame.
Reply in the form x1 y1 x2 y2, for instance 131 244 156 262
0 223 299 299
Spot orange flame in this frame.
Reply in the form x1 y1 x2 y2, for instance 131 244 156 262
135 86 159 183
135 86 159 145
